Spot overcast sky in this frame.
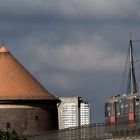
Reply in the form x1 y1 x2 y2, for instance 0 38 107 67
1 0 140 122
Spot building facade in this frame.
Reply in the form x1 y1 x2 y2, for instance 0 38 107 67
80 101 90 126
58 97 90 129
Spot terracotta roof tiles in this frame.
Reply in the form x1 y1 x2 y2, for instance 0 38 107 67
0 47 59 101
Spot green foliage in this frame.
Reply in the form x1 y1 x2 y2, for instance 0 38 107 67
0 129 27 140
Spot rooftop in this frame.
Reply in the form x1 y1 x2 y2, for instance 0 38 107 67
0 46 59 101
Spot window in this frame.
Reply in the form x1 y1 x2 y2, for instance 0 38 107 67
6 122 10 129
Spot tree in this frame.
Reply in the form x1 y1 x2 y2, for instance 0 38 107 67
0 129 27 140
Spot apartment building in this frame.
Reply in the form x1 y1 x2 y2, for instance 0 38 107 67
58 97 90 129
80 101 90 126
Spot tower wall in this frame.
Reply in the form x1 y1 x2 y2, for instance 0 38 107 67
0 104 58 135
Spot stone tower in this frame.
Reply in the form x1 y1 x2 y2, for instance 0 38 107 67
0 46 59 135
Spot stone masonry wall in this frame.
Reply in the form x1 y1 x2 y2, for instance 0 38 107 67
0 104 58 135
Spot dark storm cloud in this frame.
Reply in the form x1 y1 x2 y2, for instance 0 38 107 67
0 0 140 122
0 0 140 21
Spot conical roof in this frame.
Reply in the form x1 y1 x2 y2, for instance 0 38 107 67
0 46 59 101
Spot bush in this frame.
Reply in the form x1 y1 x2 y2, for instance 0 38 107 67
0 129 27 140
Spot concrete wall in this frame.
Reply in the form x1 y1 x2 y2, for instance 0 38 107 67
0 104 58 135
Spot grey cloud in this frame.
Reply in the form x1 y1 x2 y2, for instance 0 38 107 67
14 30 125 72
0 0 140 123
0 0 139 21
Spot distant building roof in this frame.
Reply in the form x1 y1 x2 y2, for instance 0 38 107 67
0 46 59 101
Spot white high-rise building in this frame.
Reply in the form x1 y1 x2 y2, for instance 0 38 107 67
80 101 90 126
58 97 90 129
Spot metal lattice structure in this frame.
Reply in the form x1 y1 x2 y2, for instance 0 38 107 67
27 121 140 140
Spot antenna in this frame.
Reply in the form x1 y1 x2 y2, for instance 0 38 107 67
119 34 139 95
129 39 137 94
130 32 132 40
129 33 140 42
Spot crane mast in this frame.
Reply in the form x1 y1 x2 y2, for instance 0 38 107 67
129 40 137 94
